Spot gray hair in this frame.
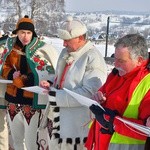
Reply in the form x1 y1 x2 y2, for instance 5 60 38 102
114 34 149 60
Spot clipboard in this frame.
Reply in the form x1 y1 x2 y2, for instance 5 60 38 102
116 116 150 136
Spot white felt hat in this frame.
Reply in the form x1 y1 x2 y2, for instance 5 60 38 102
58 16 87 40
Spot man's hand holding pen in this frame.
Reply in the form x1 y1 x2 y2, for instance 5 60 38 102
13 71 21 79
13 64 21 79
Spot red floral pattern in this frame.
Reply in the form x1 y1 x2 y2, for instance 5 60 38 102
39 60 45 66
38 139 49 150
33 57 40 62
47 119 53 138
22 105 40 125
7 103 21 121
3 49 7 54
7 103 40 125
33 55 48 71
0 48 7 64
0 59 3 64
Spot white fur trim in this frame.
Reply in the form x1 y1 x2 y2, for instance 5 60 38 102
48 137 87 150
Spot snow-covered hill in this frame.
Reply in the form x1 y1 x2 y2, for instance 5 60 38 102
42 36 115 57
1 3 150 39
42 35 150 74
42 36 115 74
69 12 150 39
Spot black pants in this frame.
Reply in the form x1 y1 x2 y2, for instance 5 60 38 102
144 137 150 150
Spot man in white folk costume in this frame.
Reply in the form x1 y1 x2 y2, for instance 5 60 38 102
40 16 107 150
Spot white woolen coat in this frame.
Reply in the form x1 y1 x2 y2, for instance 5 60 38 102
48 41 107 150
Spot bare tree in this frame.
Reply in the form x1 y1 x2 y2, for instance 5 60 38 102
1 0 65 36
143 28 150 38
28 0 65 35
9 0 22 19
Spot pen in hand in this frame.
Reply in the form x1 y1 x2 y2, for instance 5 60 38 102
13 64 17 71
13 64 20 79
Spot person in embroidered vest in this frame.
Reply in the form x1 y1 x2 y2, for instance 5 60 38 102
85 33 150 150
0 15 58 150
40 16 107 150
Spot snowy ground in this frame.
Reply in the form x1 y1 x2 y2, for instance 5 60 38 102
42 36 115 74
42 36 150 55
42 36 150 74
42 36 115 57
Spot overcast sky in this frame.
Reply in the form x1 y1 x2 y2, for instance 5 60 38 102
65 0 150 12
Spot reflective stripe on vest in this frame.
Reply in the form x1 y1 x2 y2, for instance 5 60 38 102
109 73 150 148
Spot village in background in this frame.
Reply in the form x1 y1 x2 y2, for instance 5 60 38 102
1 0 150 74
1 1 150 149
1 0 150 46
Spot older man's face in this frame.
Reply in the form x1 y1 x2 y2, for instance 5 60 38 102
63 35 87 53
114 46 140 76
63 36 81 52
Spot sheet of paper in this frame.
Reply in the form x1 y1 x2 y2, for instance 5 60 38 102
22 86 48 95
116 116 150 136
0 79 13 84
63 88 105 111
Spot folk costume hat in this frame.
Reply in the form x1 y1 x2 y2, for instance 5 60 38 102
12 15 37 37
58 16 87 40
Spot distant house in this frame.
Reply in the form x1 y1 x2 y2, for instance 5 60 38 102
147 35 150 40
109 33 118 39
90 33 105 44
